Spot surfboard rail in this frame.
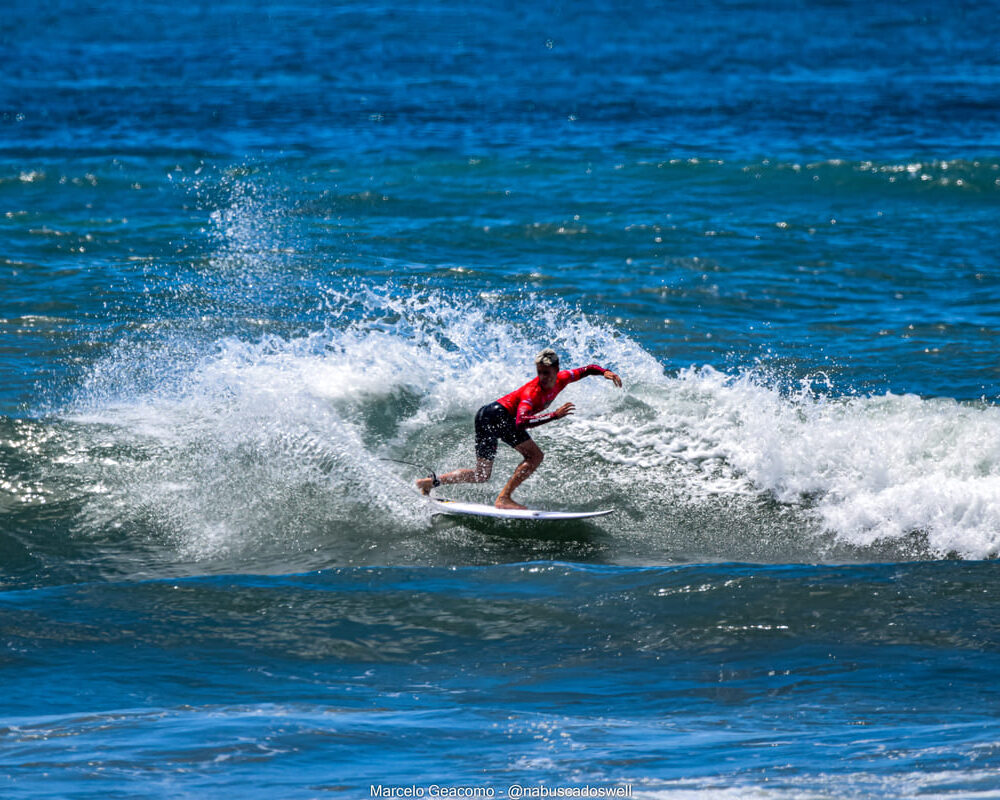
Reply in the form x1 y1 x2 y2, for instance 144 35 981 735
428 497 614 521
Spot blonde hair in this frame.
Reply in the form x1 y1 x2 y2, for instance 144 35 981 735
534 348 559 367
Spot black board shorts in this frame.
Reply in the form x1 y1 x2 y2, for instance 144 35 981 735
474 402 531 460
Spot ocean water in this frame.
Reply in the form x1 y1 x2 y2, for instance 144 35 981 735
3 0 1000 797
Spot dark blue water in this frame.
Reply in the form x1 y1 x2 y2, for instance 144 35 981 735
3 0 1000 797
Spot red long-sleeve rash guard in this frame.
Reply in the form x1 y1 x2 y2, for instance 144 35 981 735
496 365 606 427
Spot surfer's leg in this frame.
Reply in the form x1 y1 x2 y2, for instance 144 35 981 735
418 404 501 494
417 458 493 494
495 440 543 509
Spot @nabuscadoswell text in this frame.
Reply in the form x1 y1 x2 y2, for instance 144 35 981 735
371 785 633 798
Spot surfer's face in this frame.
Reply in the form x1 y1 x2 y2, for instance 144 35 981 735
536 363 558 390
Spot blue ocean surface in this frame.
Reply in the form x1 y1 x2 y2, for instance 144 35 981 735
2 0 1000 797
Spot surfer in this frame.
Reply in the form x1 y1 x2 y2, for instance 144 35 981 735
417 348 622 509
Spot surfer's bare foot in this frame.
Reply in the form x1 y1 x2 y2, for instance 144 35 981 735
495 495 526 510
416 477 433 495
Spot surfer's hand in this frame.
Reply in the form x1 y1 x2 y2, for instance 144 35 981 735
604 370 622 388
553 403 575 419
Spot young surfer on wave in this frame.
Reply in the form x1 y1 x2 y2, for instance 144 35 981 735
417 348 623 509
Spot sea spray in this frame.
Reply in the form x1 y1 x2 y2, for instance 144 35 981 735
35 285 999 565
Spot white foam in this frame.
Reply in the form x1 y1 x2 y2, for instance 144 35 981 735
649 367 1000 558
59 279 1000 562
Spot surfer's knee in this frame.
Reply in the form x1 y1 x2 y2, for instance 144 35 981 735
527 448 543 468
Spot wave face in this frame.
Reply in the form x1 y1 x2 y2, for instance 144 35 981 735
4 281 1000 596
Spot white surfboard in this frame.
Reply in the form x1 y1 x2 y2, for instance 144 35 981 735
428 497 614 521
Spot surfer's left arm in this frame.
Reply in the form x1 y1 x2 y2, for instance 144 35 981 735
568 364 623 388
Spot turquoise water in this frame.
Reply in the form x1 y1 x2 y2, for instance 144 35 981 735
3 0 1000 797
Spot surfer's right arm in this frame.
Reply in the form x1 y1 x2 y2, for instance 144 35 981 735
515 401 575 428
